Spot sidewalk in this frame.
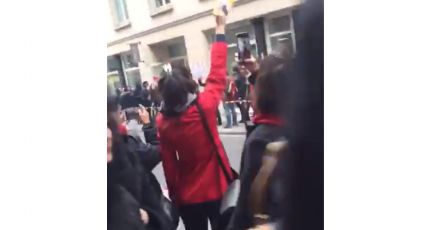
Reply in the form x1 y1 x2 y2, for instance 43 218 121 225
217 124 246 135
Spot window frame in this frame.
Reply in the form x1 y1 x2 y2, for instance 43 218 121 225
110 0 131 30
149 0 173 17
265 13 297 56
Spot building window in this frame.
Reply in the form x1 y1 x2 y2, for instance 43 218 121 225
149 0 173 16
110 0 130 29
204 24 258 73
120 52 142 89
269 16 291 34
149 37 188 77
168 43 187 59
155 0 171 7
121 52 139 69
270 33 294 58
266 14 296 58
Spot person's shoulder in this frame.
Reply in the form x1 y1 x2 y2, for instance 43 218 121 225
246 124 284 145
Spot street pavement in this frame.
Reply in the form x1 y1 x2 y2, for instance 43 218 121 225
152 125 246 230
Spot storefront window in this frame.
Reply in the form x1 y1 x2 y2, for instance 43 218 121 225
205 23 258 74
168 43 187 58
269 15 291 34
107 72 122 96
270 33 294 59
267 14 296 58
125 69 142 90
121 52 138 69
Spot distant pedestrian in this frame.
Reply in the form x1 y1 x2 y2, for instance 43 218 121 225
223 74 239 128
234 65 251 123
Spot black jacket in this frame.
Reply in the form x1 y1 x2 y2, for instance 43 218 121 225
120 93 140 110
227 124 287 230
108 157 146 230
108 184 146 230
108 138 175 230
235 74 248 99
124 123 161 171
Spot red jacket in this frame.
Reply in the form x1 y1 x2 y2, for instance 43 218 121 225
156 42 233 206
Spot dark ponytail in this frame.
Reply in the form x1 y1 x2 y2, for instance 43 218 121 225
158 65 198 117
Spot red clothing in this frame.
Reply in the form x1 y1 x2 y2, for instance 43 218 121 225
156 42 233 206
225 79 239 102
118 123 128 135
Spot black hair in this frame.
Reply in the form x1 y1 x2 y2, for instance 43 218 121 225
124 108 139 121
158 65 198 117
254 55 289 115
107 96 121 140
232 65 240 74
107 96 119 113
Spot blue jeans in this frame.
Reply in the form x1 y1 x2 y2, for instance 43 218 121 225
223 102 237 127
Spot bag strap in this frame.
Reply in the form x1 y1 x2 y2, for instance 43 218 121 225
194 100 233 184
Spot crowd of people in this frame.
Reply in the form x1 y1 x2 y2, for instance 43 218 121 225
107 0 323 229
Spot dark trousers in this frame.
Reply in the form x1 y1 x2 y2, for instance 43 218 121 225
179 199 221 230
216 108 222 126
237 101 250 122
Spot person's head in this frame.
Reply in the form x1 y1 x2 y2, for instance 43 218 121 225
143 81 149 88
124 107 140 122
254 55 289 116
232 64 240 75
135 83 142 90
107 96 123 125
158 65 198 117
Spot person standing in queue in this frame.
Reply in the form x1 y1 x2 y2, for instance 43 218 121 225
156 15 232 230
234 65 250 123
223 74 239 128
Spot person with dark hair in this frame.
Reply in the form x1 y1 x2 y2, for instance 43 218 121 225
226 55 290 230
134 83 143 97
141 81 151 103
120 89 140 110
223 74 239 128
108 97 179 230
156 15 232 230
247 1 324 229
234 64 250 123
108 104 149 230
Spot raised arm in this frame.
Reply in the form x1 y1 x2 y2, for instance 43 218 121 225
199 15 228 108
158 133 179 205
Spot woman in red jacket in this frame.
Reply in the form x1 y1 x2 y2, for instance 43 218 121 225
156 15 232 230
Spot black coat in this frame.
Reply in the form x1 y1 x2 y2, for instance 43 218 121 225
108 158 146 230
120 93 140 110
124 124 161 172
235 74 248 99
227 124 287 230
108 183 146 230
108 138 175 230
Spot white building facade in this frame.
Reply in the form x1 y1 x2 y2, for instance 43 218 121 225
107 0 302 94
